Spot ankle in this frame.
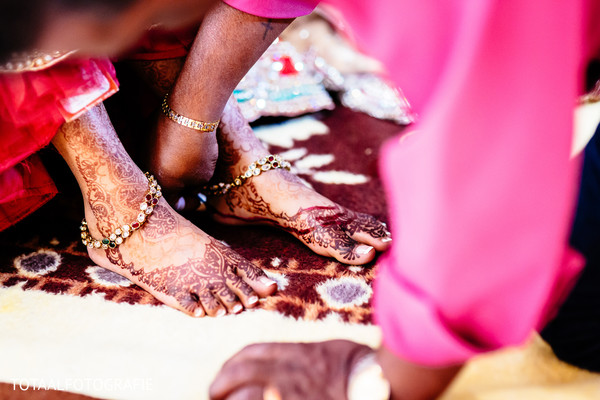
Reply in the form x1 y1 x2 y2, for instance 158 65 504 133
81 173 162 244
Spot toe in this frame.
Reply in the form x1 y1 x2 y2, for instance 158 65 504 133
226 273 263 309
214 283 244 314
300 225 377 265
199 290 227 317
235 260 277 298
171 291 206 318
328 239 377 265
345 213 391 252
344 211 392 251
348 229 392 252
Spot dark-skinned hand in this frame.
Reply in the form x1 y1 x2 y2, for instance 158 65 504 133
210 340 373 400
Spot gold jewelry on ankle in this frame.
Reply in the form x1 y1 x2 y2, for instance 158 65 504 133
162 93 220 132
80 172 162 249
204 154 291 196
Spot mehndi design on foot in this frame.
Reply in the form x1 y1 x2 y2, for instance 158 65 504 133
52 103 276 317
206 97 392 265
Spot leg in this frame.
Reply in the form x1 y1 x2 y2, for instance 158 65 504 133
52 103 276 317
541 123 600 371
130 58 219 192
131 60 390 264
207 98 392 265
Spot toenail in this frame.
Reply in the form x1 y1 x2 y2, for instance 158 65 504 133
233 304 243 314
356 245 374 255
248 296 259 305
175 197 186 210
259 277 277 286
216 309 226 317
382 237 393 243
194 308 204 317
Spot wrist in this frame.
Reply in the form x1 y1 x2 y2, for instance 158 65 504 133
376 345 463 400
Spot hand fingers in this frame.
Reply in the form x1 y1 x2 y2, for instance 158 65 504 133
263 386 283 400
210 360 274 400
224 385 265 400
222 343 292 366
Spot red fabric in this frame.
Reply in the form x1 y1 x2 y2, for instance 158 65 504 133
124 27 197 61
0 58 119 231
0 156 57 230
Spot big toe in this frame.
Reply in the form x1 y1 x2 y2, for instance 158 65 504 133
235 261 278 298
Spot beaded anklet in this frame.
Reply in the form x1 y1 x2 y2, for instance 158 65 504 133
80 172 162 249
204 154 291 196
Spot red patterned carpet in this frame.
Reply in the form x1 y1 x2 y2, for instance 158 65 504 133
0 106 399 325
0 105 402 399
2 105 600 400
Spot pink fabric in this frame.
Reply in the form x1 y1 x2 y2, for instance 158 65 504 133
326 0 588 366
223 0 317 18
214 0 596 366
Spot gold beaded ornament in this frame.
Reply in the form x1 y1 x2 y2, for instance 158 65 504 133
162 93 220 132
80 173 162 250
204 154 291 196
0 50 75 73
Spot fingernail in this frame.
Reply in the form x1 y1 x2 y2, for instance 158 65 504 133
356 245 374 255
381 237 392 243
216 309 226 317
259 276 277 287
175 196 186 211
194 308 204 317
233 304 243 314
381 222 387 228
248 296 259 305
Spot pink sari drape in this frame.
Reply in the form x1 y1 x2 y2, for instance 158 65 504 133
225 0 594 365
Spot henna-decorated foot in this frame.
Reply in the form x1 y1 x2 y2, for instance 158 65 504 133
206 98 392 265
85 196 277 317
53 104 277 317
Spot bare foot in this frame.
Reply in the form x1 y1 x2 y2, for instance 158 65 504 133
206 98 392 265
85 194 277 317
53 104 276 317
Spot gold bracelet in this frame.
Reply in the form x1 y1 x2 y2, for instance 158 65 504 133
161 93 220 132
80 172 162 249
203 154 291 196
